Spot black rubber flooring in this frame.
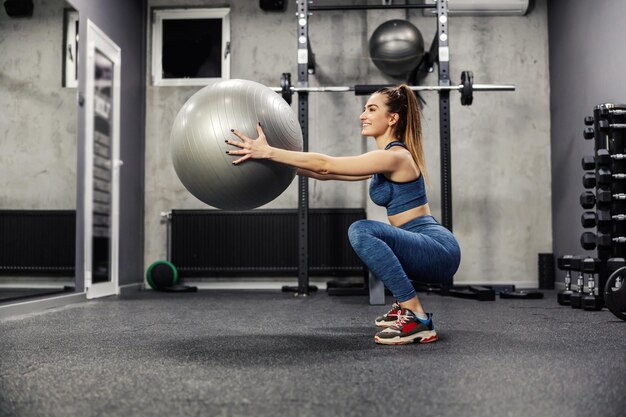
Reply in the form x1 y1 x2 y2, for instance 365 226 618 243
0 289 625 417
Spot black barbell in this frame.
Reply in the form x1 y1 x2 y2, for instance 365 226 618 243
273 71 515 106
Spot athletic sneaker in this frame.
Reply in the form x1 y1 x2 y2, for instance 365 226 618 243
374 308 438 345
374 301 402 327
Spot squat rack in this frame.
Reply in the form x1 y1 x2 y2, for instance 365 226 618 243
287 0 514 296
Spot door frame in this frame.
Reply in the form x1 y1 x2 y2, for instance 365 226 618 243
83 19 122 299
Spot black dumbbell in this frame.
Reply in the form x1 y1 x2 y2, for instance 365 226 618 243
583 173 596 188
580 232 612 250
607 258 625 274
581 210 611 228
581 257 604 311
595 150 626 168
581 155 595 171
584 116 594 126
596 149 611 168
596 189 626 204
580 191 596 209
599 120 626 132
598 107 626 117
583 127 595 139
600 169 626 184
596 169 613 185
571 257 600 309
581 232 626 249
596 188 613 204
569 256 585 308
581 170 612 188
599 107 626 117
557 255 574 305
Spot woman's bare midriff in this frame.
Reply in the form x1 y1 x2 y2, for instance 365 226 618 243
388 203 432 227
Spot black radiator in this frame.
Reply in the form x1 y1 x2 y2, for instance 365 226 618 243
170 209 367 278
0 210 75 275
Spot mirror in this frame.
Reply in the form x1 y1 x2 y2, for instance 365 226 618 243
83 19 121 299
0 0 79 304
91 49 114 285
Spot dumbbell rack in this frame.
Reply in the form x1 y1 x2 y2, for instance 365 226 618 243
559 104 626 311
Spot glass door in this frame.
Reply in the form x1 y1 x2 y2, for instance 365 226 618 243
84 20 121 299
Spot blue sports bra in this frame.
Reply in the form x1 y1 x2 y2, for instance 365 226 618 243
369 141 428 216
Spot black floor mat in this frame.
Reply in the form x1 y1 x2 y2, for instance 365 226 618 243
0 287 73 304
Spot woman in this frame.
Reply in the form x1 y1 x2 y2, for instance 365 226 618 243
226 85 461 345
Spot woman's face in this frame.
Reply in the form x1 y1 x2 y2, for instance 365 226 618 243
360 93 396 138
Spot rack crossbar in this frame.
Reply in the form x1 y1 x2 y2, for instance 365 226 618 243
309 4 436 11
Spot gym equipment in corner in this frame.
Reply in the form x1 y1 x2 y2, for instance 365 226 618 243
146 212 197 293
146 260 197 293
558 105 626 318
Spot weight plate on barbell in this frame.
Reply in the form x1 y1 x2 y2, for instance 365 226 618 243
280 72 292 105
461 70 473 106
604 266 626 321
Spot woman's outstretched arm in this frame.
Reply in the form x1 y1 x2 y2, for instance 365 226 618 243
227 124 401 176
296 168 371 182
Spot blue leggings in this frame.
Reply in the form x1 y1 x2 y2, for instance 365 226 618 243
348 216 461 302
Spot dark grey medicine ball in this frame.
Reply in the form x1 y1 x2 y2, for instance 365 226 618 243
170 79 303 210
369 19 425 77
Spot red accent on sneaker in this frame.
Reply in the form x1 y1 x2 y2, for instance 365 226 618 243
402 321 418 332
421 334 438 343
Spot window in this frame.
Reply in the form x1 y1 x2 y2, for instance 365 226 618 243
151 8 230 86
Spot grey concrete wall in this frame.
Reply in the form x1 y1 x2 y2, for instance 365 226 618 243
71 0 146 289
0 0 77 210
549 0 626 280
145 0 551 287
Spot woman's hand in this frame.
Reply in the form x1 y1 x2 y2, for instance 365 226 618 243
226 123 271 165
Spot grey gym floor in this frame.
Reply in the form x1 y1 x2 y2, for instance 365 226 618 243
1 290 625 417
